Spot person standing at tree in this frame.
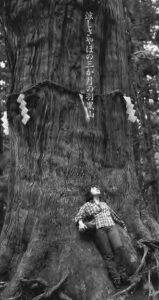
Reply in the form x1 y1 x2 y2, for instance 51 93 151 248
74 187 128 288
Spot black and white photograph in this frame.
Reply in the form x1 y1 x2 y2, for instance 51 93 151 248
0 0 159 299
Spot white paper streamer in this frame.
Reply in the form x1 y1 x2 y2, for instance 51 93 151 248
124 95 137 123
17 93 30 125
22 114 30 125
21 107 28 116
19 100 27 109
17 93 25 103
1 111 9 135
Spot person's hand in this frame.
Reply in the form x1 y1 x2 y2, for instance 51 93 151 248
124 226 127 232
79 220 87 232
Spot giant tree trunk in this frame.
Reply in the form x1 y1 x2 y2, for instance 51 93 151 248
0 108 3 176
1 1 159 299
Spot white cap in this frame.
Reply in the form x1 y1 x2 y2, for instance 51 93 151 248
90 187 101 196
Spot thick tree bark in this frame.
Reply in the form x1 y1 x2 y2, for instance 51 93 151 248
0 0 159 299
0 114 3 176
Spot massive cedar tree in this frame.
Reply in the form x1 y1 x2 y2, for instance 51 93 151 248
0 1 159 299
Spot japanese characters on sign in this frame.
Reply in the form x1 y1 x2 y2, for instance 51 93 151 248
85 11 95 119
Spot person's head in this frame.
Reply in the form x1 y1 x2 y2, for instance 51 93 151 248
85 187 101 203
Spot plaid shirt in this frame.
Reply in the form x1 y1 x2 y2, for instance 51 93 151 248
74 201 126 229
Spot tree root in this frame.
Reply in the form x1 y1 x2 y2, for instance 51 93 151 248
58 292 73 300
0 270 72 300
0 281 7 290
108 239 159 300
134 243 148 275
20 277 48 290
148 269 159 299
1 293 22 300
32 270 71 300
107 277 142 300
150 289 159 298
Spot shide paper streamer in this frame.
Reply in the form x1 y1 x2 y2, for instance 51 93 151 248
1 111 9 135
17 94 30 125
124 96 137 123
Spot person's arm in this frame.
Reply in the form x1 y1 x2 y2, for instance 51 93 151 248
110 208 127 230
74 203 89 231
74 203 89 223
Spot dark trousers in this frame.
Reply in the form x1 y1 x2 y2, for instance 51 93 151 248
93 226 126 283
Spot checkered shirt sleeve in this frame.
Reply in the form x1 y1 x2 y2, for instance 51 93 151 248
74 202 93 223
110 208 126 229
